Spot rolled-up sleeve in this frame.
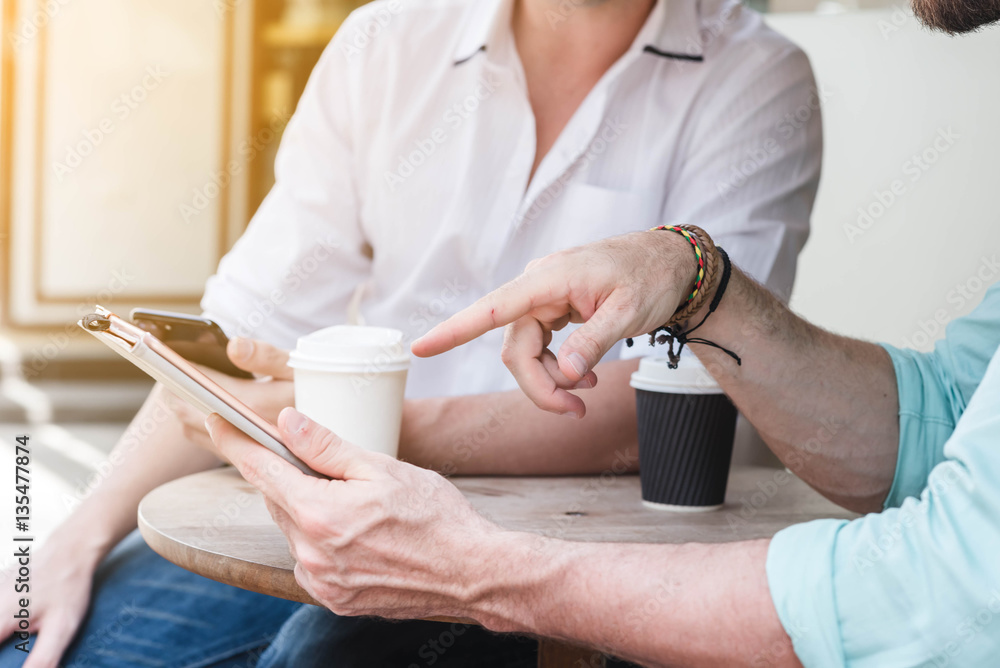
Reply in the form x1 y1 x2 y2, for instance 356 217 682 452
881 282 1000 508
767 282 1000 666
877 346 961 508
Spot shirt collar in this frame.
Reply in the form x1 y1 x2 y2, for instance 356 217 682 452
639 0 706 62
452 0 511 65
452 0 705 67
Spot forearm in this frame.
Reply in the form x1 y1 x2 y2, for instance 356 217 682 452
61 383 221 560
690 268 899 512
401 359 639 475
472 535 798 667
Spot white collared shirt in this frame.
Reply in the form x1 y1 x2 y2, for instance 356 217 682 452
202 0 822 398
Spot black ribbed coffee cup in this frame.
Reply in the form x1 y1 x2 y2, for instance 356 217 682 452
631 358 738 511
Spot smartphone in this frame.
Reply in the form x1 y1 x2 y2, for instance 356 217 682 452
130 308 253 379
81 306 321 477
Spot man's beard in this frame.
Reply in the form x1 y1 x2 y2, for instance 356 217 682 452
911 0 1000 34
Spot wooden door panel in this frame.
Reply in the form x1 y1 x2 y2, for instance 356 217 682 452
3 0 252 328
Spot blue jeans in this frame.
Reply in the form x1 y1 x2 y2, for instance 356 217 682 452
255 610 642 668
257 607 537 668
0 531 542 667
0 530 630 667
0 530 301 667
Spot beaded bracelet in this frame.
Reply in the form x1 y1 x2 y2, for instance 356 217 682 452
627 225 740 369
651 224 720 327
651 225 705 307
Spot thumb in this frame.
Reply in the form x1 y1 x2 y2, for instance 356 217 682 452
277 408 386 481
228 338 293 380
557 302 633 381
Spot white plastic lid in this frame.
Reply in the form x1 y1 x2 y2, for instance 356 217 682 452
288 326 410 373
629 356 722 394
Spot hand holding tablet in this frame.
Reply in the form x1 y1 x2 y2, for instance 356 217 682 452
79 306 323 478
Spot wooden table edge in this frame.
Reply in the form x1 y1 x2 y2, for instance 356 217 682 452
141 463 855 668
137 500 320 606
137 497 478 625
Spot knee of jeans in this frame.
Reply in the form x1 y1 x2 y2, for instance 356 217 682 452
0 634 33 667
255 606 352 668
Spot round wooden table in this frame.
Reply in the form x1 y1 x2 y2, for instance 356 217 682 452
138 466 855 667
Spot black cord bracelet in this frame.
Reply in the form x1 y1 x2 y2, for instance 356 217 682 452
626 247 742 369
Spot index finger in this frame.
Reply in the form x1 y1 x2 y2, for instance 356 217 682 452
412 272 561 358
228 337 294 380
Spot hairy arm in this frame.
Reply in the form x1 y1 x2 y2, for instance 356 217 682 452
475 535 798 668
414 231 901 512
686 269 899 512
209 407 800 668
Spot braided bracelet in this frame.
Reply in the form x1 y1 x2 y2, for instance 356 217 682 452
650 224 720 327
626 226 741 369
651 225 706 306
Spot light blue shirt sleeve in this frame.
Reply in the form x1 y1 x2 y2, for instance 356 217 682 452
880 282 1000 507
767 282 1000 666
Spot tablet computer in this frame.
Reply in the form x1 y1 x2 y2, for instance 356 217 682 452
79 305 322 477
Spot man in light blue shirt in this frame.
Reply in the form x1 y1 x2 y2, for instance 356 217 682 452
770 286 1000 666
200 0 1000 665
395 230 1000 667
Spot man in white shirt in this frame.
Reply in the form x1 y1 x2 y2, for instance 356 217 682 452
0 0 821 666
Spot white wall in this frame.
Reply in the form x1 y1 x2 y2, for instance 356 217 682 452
768 9 1000 351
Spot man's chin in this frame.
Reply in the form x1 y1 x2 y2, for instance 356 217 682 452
911 0 1000 34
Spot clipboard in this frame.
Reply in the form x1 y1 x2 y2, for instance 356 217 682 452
79 305 322 478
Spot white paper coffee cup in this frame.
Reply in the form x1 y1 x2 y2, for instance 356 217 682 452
288 326 409 458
